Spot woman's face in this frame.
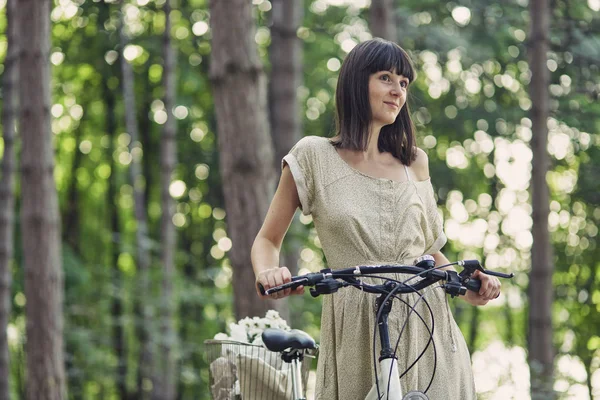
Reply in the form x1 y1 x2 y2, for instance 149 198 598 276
368 70 409 129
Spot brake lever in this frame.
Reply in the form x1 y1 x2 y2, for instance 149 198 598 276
458 260 514 280
483 270 514 279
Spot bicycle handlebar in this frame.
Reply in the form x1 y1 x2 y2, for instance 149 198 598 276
257 260 514 399
258 260 513 298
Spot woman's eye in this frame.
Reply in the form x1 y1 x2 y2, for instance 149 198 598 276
400 81 408 88
381 75 391 81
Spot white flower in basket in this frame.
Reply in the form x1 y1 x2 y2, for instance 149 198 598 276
209 310 294 400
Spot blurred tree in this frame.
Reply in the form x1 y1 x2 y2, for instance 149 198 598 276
106 78 128 400
268 0 304 319
118 3 154 398
546 3 600 397
209 0 287 319
18 0 66 398
154 0 178 399
370 0 396 41
528 0 555 398
61 110 83 255
269 0 304 170
0 0 18 398
91 1 131 398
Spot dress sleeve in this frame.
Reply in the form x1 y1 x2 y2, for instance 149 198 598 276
418 180 447 255
282 137 316 215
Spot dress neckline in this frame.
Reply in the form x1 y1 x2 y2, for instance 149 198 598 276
326 138 431 185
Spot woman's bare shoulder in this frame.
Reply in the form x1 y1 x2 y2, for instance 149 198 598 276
411 147 430 181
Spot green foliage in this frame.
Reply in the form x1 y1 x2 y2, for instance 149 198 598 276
1 0 599 398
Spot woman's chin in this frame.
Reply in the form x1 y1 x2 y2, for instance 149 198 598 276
373 115 399 128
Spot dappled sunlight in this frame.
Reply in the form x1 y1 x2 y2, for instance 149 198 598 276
192 20 209 36
214 263 233 289
494 138 532 191
554 354 597 399
169 180 187 198
310 0 370 14
451 6 471 27
51 0 80 21
50 51 65 66
473 342 529 399
333 19 372 53
123 44 144 62
195 164 210 180
445 145 469 169
421 51 451 99
502 206 532 237
190 127 207 142
121 3 145 36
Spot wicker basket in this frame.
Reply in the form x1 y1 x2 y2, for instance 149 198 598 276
204 339 315 400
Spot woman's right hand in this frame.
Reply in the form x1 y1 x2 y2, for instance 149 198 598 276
255 266 304 299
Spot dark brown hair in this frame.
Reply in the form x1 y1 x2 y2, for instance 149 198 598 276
331 38 418 165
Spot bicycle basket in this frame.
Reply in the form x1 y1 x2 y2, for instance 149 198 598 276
204 339 315 400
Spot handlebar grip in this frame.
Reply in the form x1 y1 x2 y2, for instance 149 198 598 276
464 278 481 293
258 276 307 296
257 282 267 296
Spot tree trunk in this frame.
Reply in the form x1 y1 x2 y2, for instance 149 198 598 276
209 0 288 319
269 0 303 172
119 7 154 399
528 0 555 398
468 300 480 353
0 0 18 398
369 0 397 41
109 100 129 400
14 345 24 399
139 61 154 216
18 0 67 399
577 249 598 400
268 0 304 323
104 68 129 400
62 127 83 254
154 1 178 399
98 2 129 398
176 232 201 399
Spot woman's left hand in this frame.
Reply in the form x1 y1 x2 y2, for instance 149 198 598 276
462 270 501 306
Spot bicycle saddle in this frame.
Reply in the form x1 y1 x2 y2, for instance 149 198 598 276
262 328 317 352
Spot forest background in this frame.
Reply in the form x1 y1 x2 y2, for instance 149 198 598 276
0 0 599 399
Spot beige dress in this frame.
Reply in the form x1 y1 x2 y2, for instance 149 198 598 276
282 136 476 400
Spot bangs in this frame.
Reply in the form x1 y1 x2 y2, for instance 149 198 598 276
363 41 415 82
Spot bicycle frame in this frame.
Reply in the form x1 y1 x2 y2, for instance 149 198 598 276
279 349 412 400
265 280 424 400
272 289 411 400
280 354 405 400
365 358 402 400
286 353 305 399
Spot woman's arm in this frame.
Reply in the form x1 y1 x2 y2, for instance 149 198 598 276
432 251 501 306
251 165 304 299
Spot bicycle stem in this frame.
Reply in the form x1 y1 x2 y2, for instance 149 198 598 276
375 282 397 361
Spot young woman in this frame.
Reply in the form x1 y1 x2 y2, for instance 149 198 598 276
251 38 501 399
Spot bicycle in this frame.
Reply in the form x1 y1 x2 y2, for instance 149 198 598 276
258 255 514 400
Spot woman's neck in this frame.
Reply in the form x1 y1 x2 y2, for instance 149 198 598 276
364 125 383 160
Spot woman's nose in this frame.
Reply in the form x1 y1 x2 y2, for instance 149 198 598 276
390 82 404 95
